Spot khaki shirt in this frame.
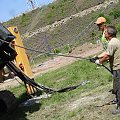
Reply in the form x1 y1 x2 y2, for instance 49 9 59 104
107 38 120 70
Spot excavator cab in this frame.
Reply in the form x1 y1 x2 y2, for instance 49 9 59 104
0 23 17 69
0 22 15 41
0 23 18 114
0 23 36 114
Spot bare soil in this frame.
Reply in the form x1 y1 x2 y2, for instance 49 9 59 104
33 43 103 76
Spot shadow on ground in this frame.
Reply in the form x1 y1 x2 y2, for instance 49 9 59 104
0 92 41 120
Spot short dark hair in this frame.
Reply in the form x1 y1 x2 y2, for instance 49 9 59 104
106 26 117 37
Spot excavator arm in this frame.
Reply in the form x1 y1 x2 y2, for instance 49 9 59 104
0 23 89 114
0 23 54 93
0 23 54 114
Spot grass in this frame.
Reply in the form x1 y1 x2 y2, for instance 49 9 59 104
1 59 113 120
1 1 120 119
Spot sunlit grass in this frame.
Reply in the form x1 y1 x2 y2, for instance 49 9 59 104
5 59 113 120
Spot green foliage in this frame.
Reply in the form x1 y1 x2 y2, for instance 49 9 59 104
6 60 112 119
35 60 111 90
31 54 50 67
99 34 102 39
53 48 62 53
64 44 72 53
53 44 72 54
3 1 120 119
4 0 104 34
91 31 97 39
116 24 120 33
105 16 111 24
20 13 31 27
67 108 82 119
51 5 55 9
47 12 53 19
109 9 120 19
98 12 111 24
98 12 105 17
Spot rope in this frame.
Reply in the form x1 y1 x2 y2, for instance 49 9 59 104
6 61 89 94
0 38 112 74
0 38 89 60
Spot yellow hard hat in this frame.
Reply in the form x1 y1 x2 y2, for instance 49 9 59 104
95 17 106 24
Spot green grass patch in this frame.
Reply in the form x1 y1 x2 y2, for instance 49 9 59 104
10 60 111 104
4 59 112 120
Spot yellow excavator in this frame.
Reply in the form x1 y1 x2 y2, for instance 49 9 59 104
8 26 36 95
0 23 89 114
0 23 54 114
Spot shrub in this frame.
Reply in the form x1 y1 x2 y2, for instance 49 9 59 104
64 44 72 53
109 9 120 19
98 12 111 24
98 12 105 17
116 24 120 33
47 13 53 19
105 16 111 24
53 48 61 53
20 13 30 27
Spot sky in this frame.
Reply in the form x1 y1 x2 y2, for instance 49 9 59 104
0 0 54 22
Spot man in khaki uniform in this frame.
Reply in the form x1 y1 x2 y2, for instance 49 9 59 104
91 26 120 114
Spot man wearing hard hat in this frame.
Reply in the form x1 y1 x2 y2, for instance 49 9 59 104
95 17 108 51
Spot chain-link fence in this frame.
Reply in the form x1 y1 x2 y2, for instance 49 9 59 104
23 0 118 67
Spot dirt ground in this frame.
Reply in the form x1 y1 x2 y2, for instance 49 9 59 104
0 43 103 90
33 43 103 76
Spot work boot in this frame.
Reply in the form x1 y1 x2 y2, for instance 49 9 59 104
109 89 116 94
112 106 120 115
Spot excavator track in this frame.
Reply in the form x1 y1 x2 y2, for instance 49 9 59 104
0 90 17 114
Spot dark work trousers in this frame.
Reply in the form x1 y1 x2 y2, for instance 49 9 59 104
113 69 120 106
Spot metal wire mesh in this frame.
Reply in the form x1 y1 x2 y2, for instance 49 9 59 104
22 1 118 67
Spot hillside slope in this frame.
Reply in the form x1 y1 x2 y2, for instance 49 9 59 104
3 0 120 62
4 0 105 34
23 0 119 59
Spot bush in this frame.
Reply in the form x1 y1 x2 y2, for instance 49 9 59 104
105 16 111 24
20 13 30 27
64 44 72 53
53 48 62 53
98 12 111 24
116 24 120 33
109 9 120 19
98 12 105 17
47 13 53 19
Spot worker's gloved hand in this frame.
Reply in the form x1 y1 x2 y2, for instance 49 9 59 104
89 56 99 63
95 59 102 65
